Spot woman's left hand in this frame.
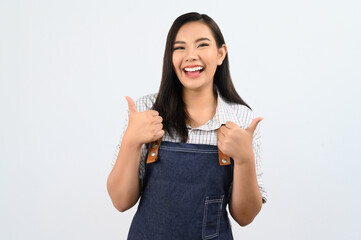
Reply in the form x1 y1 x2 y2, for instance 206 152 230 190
217 117 263 165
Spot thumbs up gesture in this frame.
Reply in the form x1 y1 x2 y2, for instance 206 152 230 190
123 96 165 148
217 118 264 165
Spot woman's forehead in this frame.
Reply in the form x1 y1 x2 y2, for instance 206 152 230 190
174 22 214 43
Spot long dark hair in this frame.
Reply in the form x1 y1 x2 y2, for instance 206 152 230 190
152 12 252 142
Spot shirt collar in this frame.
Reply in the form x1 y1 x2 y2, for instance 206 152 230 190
186 89 241 130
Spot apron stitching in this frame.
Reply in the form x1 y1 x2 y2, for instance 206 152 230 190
202 195 224 239
205 199 223 204
159 147 218 153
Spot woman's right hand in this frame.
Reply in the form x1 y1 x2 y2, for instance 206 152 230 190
123 96 164 147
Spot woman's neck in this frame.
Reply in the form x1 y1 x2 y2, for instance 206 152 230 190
182 86 217 128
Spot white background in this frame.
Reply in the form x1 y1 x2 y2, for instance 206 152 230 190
1 0 360 239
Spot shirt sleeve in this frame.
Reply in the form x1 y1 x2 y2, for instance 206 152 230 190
252 114 268 204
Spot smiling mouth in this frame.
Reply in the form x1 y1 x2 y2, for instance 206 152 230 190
183 67 205 77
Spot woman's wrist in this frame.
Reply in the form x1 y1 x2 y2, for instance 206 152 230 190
122 130 143 150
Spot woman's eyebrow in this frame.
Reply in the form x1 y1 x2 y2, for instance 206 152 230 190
174 37 211 44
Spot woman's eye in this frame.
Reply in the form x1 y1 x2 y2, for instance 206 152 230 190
198 43 209 47
173 43 208 51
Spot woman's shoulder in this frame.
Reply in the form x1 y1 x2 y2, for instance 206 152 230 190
224 101 255 129
229 102 253 116
134 92 158 112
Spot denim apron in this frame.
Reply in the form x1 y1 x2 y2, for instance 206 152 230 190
127 129 234 240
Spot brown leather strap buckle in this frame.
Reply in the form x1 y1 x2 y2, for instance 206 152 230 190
146 137 163 164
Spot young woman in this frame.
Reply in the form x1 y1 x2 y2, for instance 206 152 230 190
107 12 267 239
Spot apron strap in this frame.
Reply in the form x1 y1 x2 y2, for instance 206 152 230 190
217 127 231 165
146 128 231 165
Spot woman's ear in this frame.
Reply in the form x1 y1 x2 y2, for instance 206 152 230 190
217 44 227 65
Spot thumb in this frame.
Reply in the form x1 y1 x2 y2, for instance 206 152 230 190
125 96 138 114
246 117 264 134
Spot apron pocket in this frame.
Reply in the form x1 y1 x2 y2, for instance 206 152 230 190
202 194 224 239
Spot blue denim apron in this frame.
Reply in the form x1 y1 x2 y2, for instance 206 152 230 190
127 131 234 239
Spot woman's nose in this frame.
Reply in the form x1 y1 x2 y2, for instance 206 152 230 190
185 47 198 62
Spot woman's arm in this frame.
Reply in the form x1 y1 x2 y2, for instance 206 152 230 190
229 155 262 226
107 134 143 212
107 96 164 212
218 117 264 226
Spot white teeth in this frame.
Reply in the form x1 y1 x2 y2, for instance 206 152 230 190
184 66 204 72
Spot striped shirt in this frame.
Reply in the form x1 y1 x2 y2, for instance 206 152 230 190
112 90 267 203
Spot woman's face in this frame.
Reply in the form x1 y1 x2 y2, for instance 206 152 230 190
172 21 226 92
